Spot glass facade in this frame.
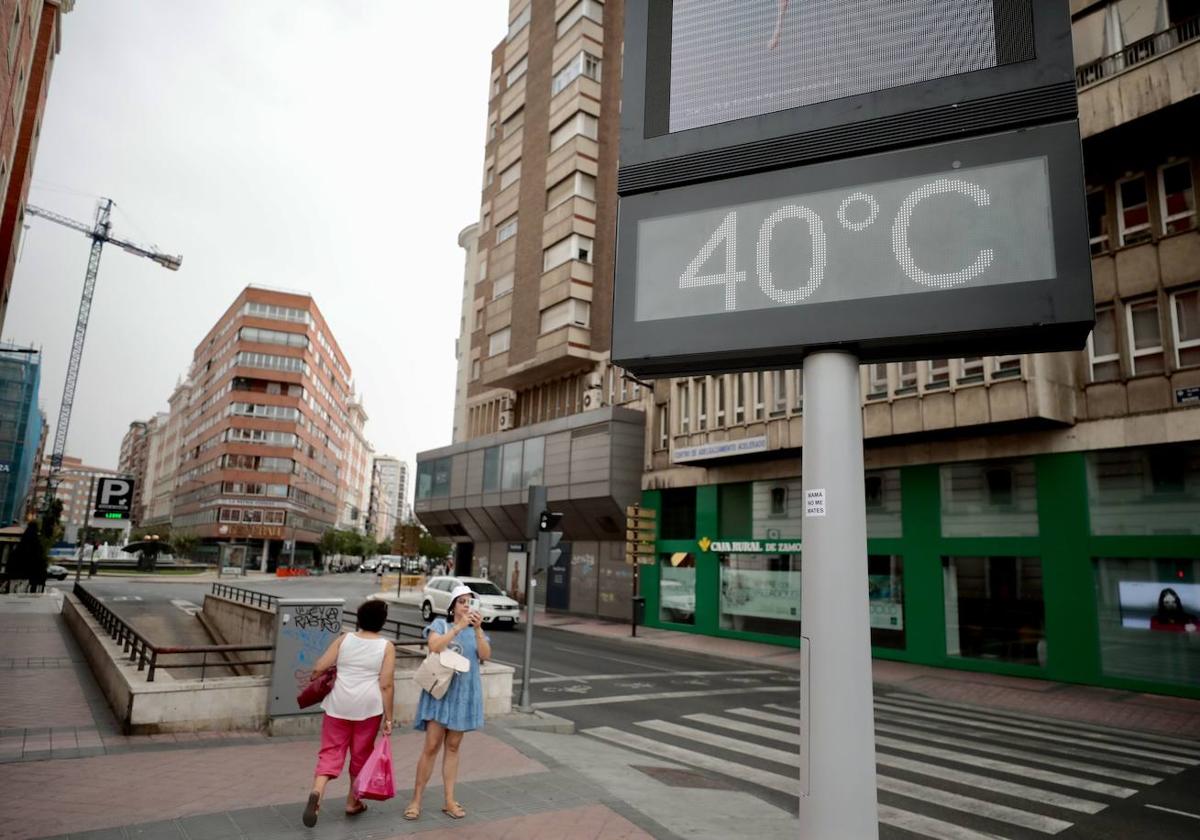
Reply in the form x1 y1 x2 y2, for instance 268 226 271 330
944 556 1045 666
0 350 41 526
1087 444 1200 536
719 553 800 636
940 458 1038 537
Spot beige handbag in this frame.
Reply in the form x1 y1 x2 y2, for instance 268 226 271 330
415 646 470 699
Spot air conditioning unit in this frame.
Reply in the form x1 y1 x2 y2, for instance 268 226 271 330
582 388 603 410
499 410 515 431
499 395 515 413
586 372 603 390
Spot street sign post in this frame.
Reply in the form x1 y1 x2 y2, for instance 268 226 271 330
518 485 548 712
615 3 1091 837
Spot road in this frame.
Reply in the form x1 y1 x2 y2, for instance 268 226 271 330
63 576 1200 839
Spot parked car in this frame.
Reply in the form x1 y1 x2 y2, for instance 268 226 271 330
420 576 520 628
46 564 69 581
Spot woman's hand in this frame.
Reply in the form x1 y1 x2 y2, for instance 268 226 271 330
468 610 483 629
452 612 471 632
383 718 393 736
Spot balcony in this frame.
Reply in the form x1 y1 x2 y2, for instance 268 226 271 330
1076 15 1200 137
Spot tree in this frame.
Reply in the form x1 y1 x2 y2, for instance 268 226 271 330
418 532 450 560
376 539 392 557
78 526 124 547
169 531 198 561
38 498 63 553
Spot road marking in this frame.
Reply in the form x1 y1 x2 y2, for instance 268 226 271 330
528 668 782 685
878 774 1073 835
872 720 1163 786
581 726 800 795
876 804 1009 840
491 658 568 678
874 734 1137 798
874 700 1197 766
880 694 1200 761
728 707 800 727
543 684 592 695
876 752 1107 814
110 596 142 602
535 685 795 709
1144 804 1200 821
887 692 1200 753
635 719 800 767
551 645 675 672
171 599 201 616
685 712 795 743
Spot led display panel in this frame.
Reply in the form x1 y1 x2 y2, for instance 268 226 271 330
669 0 1022 133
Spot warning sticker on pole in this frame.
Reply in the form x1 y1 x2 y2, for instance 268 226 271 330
805 489 827 517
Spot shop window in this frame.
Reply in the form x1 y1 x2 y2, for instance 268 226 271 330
718 482 752 538
1093 557 1199 686
753 478 803 539
943 556 1045 666
1118 174 1152 246
940 459 1038 537
659 553 696 625
869 555 905 650
1086 188 1109 254
1088 445 1200 535
1088 305 1121 382
865 469 902 538
1125 297 1164 375
1158 160 1195 235
659 487 696 540
720 553 800 636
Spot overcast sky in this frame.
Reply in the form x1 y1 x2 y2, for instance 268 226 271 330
1 1 508 483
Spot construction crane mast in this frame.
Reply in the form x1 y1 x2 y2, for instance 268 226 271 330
26 198 182 503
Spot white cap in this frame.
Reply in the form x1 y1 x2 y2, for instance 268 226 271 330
448 584 473 604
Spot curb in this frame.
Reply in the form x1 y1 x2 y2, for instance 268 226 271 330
489 709 576 735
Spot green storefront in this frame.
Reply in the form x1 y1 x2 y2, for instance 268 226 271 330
637 447 1200 699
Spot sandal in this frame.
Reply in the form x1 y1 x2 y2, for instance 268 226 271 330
345 802 368 817
302 792 320 827
403 804 421 821
442 801 466 819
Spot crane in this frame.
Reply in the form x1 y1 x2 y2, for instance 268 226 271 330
26 198 182 504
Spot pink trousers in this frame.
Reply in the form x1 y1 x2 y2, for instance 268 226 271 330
314 713 382 779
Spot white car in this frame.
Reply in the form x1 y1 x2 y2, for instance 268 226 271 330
420 576 520 629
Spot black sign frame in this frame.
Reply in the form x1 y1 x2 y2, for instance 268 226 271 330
619 0 1076 194
93 477 134 520
612 121 1093 378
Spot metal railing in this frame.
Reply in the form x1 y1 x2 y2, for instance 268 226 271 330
211 582 280 610
1076 15 1200 88
75 583 274 682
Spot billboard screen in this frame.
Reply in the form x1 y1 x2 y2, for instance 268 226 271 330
1118 582 1200 632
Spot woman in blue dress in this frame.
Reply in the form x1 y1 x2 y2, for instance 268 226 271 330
404 583 491 821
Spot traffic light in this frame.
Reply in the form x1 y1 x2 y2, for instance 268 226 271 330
538 510 563 532
535 509 564 572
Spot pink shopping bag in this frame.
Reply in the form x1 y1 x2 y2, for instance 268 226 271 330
353 737 395 801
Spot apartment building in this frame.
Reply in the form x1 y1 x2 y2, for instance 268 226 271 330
0 0 72 330
630 0 1200 699
34 454 121 543
453 223 481 444
0 342 40 525
334 398 373 533
169 287 359 570
141 381 189 527
116 420 149 526
416 0 646 618
369 455 402 542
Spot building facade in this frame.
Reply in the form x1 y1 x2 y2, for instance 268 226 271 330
395 460 410 525
334 398 373 533
142 381 189 527
369 455 402 542
417 0 649 615
35 455 121 543
0 343 40 525
116 420 149 526
628 0 1200 700
169 287 358 570
0 0 72 330
453 223 481 444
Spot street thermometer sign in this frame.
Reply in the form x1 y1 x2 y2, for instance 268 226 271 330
613 0 1093 377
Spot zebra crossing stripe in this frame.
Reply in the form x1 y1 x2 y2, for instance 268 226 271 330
875 734 1137 798
877 773 1073 835
877 803 1010 840
873 720 1164 786
876 752 1107 814
886 693 1200 754
727 707 801 727
535 685 795 709
873 699 1197 766
581 726 800 796
635 719 800 767
874 709 1172 776
684 712 797 743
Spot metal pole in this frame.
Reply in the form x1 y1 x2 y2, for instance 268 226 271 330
798 351 879 839
518 485 547 712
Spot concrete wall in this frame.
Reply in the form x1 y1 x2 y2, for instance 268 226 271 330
201 593 276 675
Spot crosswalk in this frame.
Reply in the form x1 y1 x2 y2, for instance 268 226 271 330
581 691 1200 839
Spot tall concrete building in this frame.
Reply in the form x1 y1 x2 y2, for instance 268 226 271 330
0 342 40 525
453 223 481 444
395 460 410 525
416 0 645 617
142 380 189 527
116 420 149 526
169 287 359 570
335 397 374 533
369 455 402 543
0 0 73 329
34 454 120 544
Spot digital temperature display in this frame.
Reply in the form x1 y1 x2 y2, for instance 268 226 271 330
635 157 1053 323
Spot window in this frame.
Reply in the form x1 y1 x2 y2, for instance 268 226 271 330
556 0 603 36
550 111 598 151
1118 174 1152 246
474 303 484 330
539 298 590 333
499 161 521 191
1086 188 1110 255
506 56 527 87
493 76 500 98
482 446 500 492
958 357 984 383
770 371 787 414
488 118 497 142
1171 287 1200 368
547 171 596 209
496 215 518 244
491 272 513 300
696 378 708 430
657 405 669 449
926 359 950 388
733 375 745 423
242 302 310 323
485 166 494 187
501 442 523 490
898 361 918 391
793 369 804 410
1158 160 1195 235
551 51 601 95
1126 298 1164 375
869 555 906 649
715 376 726 426
542 233 593 271
7 6 18 68
1089 305 1121 381
1087 445 1200 535
944 556 1045 667
677 381 690 433
488 327 511 356
868 363 888 398
239 327 307 348
660 554 696 625
506 3 530 41
502 107 524 138
720 553 800 635
941 459 1038 537
753 372 765 420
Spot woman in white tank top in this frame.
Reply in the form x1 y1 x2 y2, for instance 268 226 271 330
301 599 396 828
